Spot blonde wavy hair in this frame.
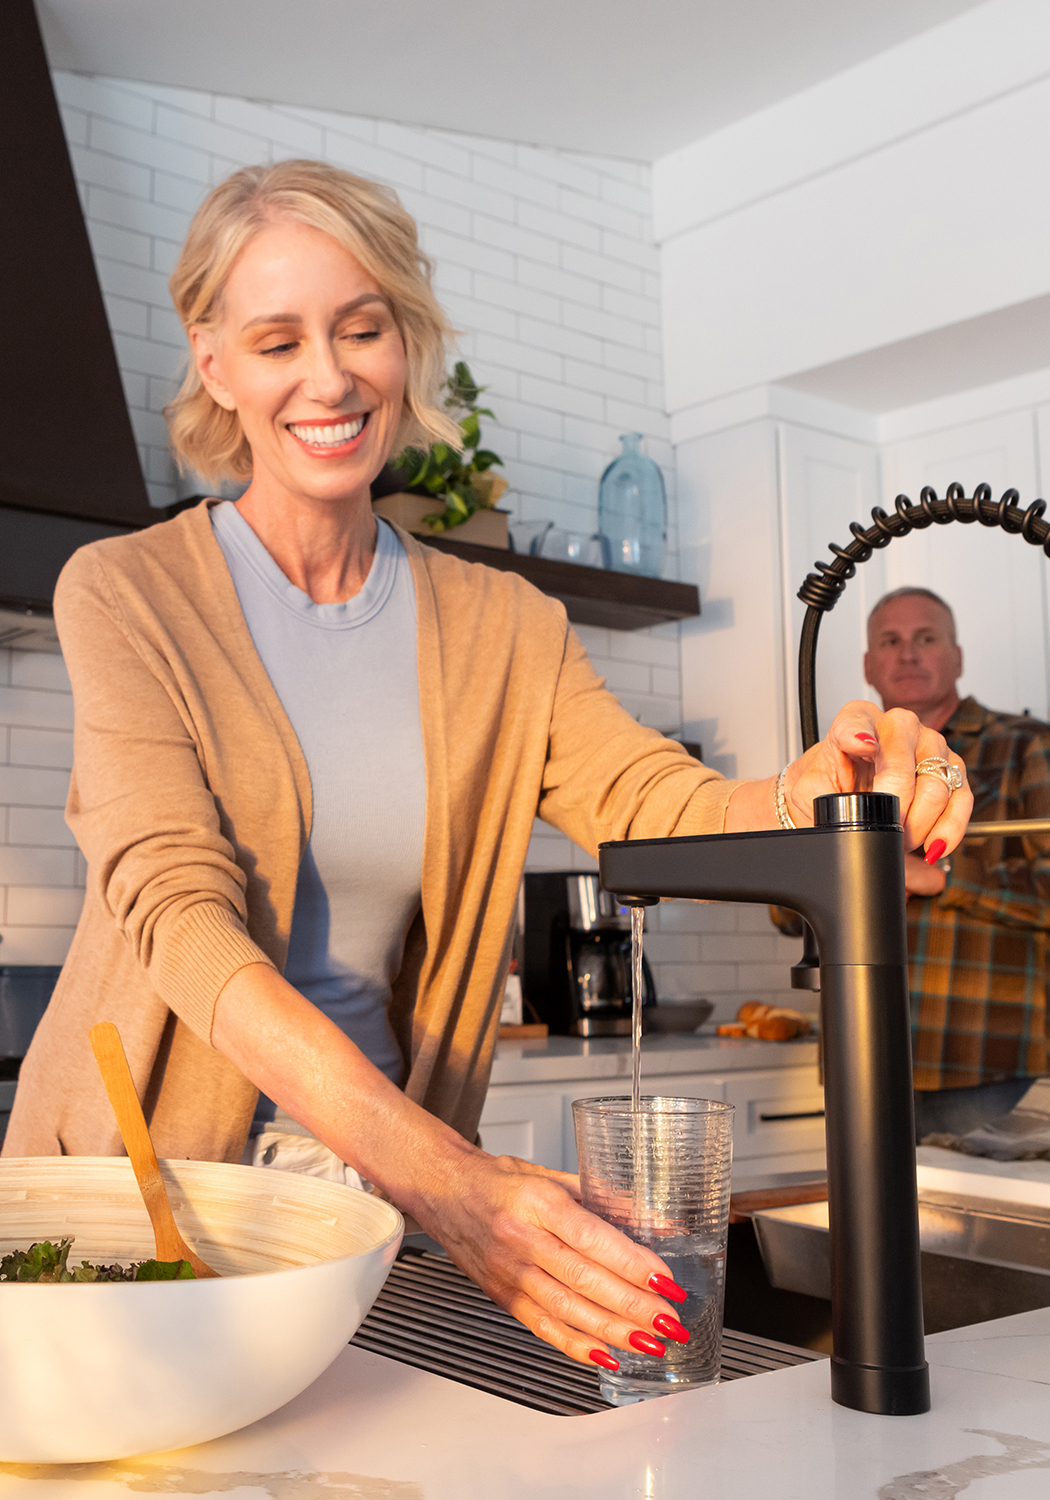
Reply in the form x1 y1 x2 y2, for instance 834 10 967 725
166 159 459 482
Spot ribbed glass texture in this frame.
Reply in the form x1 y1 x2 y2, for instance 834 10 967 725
573 1095 735 1403
597 432 667 578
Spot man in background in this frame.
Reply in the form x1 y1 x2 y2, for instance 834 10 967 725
864 587 1050 1139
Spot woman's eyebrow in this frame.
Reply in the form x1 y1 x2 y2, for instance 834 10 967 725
240 294 389 332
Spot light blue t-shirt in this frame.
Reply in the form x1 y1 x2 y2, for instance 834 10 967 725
210 504 426 1102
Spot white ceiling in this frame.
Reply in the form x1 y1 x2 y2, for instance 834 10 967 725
39 0 986 161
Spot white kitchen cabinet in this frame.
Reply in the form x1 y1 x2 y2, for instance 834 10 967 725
479 1043 825 1185
476 1088 564 1166
722 1066 826 1162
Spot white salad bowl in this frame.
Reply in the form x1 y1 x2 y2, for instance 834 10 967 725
0 1156 403 1463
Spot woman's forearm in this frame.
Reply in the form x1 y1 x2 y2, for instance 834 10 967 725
211 962 476 1221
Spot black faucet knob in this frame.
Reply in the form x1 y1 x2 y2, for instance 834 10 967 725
814 792 901 830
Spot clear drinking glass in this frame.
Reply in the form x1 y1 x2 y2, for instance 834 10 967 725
572 1095 735 1404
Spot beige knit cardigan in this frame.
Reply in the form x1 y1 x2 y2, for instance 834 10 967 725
4 501 735 1163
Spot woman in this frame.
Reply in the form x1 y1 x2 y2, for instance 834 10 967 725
5 160 971 1373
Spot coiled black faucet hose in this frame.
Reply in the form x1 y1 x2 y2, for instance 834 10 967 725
797 483 1050 749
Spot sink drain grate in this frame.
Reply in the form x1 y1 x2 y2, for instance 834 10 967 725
350 1248 824 1417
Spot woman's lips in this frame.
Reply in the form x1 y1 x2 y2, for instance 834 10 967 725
286 413 370 457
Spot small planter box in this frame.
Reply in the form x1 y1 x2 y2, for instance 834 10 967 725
372 492 509 549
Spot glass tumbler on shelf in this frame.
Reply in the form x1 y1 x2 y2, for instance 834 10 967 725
598 432 667 577
572 1095 734 1405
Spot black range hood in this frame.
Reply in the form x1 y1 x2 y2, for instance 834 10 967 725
0 1 158 632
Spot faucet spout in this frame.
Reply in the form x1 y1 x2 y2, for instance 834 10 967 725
599 791 929 1416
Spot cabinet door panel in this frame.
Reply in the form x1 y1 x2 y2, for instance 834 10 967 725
478 1088 564 1170
723 1067 825 1161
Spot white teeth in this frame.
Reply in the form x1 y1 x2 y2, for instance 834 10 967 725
289 416 366 446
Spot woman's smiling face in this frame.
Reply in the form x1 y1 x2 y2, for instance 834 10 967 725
191 218 407 507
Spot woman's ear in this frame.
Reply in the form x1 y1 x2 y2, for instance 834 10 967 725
189 325 238 412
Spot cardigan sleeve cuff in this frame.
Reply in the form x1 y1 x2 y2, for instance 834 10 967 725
676 778 742 837
156 902 276 1042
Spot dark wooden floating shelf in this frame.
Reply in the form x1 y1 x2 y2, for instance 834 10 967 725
413 534 700 631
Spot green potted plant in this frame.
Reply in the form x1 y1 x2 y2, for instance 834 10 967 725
372 362 510 546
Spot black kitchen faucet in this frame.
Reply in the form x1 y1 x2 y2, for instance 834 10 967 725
599 791 929 1417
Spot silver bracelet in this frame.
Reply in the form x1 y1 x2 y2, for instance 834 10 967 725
774 766 796 830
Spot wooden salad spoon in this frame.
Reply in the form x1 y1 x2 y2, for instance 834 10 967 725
89 1021 220 1278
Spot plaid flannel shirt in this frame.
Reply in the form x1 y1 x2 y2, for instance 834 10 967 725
909 696 1050 1090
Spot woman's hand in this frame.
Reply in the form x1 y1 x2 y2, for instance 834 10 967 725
780 701 972 858
213 965 684 1373
415 1148 687 1370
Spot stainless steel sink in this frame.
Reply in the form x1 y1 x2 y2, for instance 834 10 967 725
753 1192 1050 1334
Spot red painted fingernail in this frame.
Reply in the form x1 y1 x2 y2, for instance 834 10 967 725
629 1331 667 1357
925 839 947 865
856 733 877 744
648 1273 687 1303
589 1348 619 1371
653 1315 690 1343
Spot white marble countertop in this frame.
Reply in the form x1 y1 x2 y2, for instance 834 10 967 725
10 1306 1047 1498
490 1030 819 1085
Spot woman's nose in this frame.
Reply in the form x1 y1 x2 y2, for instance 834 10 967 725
301 340 355 406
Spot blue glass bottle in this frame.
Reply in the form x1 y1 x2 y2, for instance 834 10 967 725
598 433 667 577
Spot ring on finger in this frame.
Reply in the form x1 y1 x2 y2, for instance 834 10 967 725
915 757 964 792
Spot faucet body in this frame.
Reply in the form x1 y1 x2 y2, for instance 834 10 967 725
599 793 930 1416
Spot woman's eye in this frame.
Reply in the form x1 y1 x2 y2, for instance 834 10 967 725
344 328 381 343
259 340 298 356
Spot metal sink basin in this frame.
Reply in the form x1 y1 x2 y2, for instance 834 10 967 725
753 1192 1050 1334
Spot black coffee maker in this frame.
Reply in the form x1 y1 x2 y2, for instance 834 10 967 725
522 872 655 1036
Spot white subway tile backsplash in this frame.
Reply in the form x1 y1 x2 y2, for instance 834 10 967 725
152 170 211 215
103 293 148 339
6 888 85 927
86 218 153 269
9 730 73 770
0 847 76 887
519 374 602 424
562 301 648 351
423 227 515 280
213 95 324 155
0 766 71 805
560 243 643 294
89 115 211 185
88 185 192 244
518 202 601 253
154 105 267 166
473 273 559 326
424 167 515 223
514 146 601 198
0 927 77 965
398 190 472 239
376 120 471 178
471 155 558 209
4 662 61 700
95 256 172 309
8 809 76 849
474 333 561 382
69 142 152 200
473 213 559 268
324 131 425 192
559 187 641 239
517 260 601 309
0 686 74 732
53 73 154 131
